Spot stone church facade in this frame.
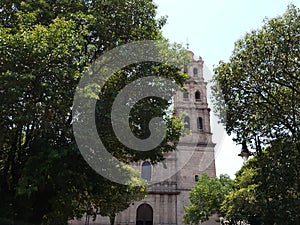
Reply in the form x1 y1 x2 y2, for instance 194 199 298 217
70 50 217 225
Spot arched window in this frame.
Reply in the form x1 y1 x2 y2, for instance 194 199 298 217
197 117 203 130
183 92 189 100
184 116 190 129
183 65 188 73
141 161 151 181
193 68 198 77
195 91 201 101
195 175 199 182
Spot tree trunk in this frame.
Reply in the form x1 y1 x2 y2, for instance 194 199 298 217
109 215 115 225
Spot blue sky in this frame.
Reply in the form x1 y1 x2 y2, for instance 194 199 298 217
154 0 300 177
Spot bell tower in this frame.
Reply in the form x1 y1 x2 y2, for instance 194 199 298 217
174 50 216 223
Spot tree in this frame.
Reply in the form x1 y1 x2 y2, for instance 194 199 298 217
221 141 299 225
0 15 88 224
0 1 186 224
73 166 147 225
212 6 300 224
183 174 233 224
211 4 300 150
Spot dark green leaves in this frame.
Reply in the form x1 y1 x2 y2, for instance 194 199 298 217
184 174 233 224
212 4 300 148
221 141 299 224
0 1 186 224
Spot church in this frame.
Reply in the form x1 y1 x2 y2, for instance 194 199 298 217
71 50 218 225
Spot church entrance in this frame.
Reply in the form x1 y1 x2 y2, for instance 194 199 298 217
136 204 153 225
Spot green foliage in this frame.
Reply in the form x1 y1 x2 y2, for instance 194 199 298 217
0 1 187 224
1 13 87 224
211 6 300 225
96 61 186 164
221 141 299 225
89 166 147 225
0 218 35 225
183 174 233 224
211 4 300 147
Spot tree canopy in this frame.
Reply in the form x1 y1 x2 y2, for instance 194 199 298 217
183 174 233 224
0 1 187 224
221 141 299 225
211 4 300 150
211 5 300 224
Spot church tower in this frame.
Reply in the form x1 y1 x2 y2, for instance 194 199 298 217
113 50 216 225
173 50 216 224
71 50 217 225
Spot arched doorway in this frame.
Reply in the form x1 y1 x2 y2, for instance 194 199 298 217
136 204 153 225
